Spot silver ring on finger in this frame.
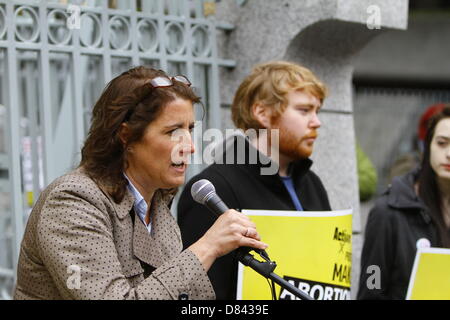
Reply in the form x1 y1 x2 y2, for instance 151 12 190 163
244 227 250 237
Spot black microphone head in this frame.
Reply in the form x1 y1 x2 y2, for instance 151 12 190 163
191 179 216 205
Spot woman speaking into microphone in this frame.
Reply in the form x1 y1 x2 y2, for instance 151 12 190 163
14 67 267 300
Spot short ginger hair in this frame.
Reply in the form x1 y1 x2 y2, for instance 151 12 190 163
231 61 327 131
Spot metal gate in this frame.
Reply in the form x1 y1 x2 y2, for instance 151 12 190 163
0 0 234 299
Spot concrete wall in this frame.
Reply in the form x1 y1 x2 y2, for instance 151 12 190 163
354 13 450 83
215 0 409 299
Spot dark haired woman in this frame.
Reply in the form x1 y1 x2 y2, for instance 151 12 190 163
358 105 450 300
14 67 268 300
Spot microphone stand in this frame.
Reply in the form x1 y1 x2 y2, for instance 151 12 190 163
236 251 314 300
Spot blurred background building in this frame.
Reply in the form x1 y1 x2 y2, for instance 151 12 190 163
354 0 450 231
0 0 448 299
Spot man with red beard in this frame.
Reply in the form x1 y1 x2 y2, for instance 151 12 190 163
177 61 331 299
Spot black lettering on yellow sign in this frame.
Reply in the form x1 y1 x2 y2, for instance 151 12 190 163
333 227 351 243
332 263 351 285
280 275 351 300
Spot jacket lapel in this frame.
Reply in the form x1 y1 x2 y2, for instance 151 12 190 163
87 173 183 275
132 190 182 268
92 176 144 277
133 213 164 267
95 172 134 220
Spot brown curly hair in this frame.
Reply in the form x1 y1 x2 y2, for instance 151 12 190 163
80 66 200 203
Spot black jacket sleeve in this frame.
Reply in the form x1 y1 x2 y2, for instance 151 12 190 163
357 197 396 300
177 167 241 300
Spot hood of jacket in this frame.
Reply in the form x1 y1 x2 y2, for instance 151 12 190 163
387 168 432 224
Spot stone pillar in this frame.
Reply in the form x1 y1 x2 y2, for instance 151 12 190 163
215 0 408 298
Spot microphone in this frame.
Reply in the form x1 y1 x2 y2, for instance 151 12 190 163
191 179 228 217
191 179 270 262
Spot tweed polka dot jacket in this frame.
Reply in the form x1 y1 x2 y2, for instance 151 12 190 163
14 168 215 300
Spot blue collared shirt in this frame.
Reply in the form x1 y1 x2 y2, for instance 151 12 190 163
124 174 152 233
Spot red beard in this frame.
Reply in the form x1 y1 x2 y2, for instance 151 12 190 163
277 126 317 160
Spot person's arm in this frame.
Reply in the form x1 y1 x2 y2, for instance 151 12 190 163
37 182 214 300
357 200 396 300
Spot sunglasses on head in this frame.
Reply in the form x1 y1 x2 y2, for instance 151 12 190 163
123 75 192 122
148 75 191 88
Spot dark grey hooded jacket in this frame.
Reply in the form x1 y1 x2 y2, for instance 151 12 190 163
357 169 441 300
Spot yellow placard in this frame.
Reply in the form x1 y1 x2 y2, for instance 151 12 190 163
406 247 450 300
237 209 353 300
